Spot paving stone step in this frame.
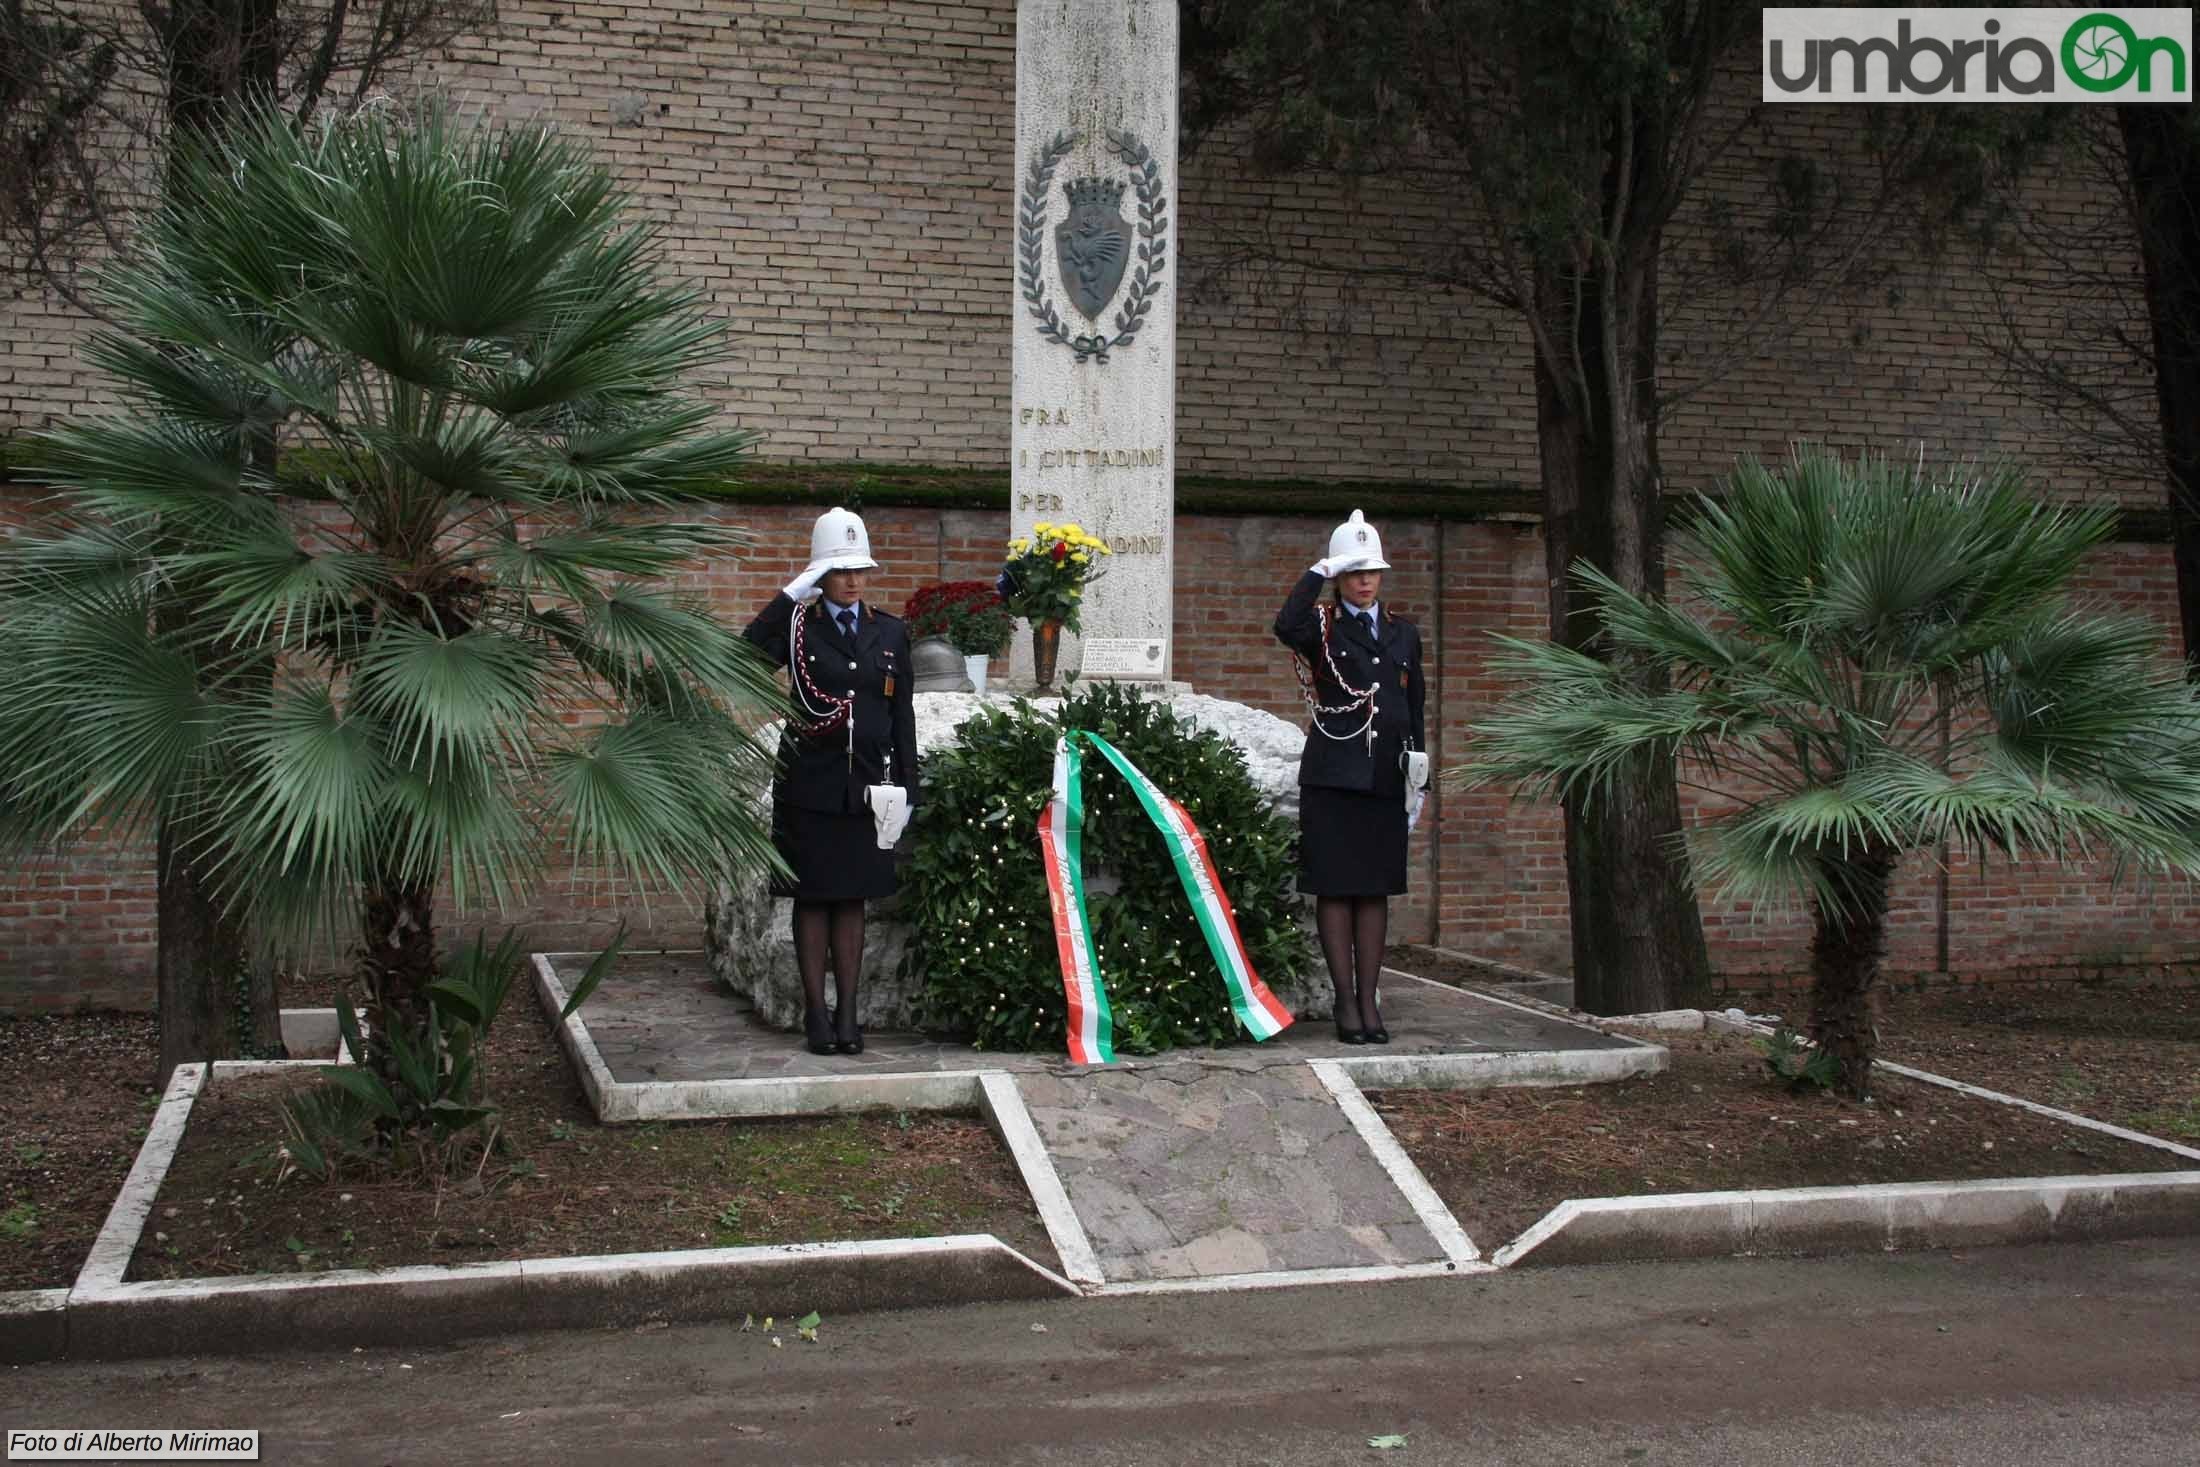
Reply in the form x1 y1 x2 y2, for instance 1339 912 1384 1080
1014 1061 1448 1282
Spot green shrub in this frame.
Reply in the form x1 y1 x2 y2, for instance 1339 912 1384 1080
1760 1026 1840 1093
906 682 1309 1053
299 928 622 1178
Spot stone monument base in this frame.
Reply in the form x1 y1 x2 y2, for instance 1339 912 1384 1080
704 688 1327 1036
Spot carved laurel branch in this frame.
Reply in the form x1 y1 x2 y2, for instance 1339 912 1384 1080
1018 129 1081 355
1104 128 1169 355
1016 126 1171 365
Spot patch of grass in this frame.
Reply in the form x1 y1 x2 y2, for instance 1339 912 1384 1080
2128 1100 2200 1141
1 1200 40 1240
2049 1066 2098 1104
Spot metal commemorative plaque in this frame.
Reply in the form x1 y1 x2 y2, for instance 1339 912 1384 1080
1078 637 1169 679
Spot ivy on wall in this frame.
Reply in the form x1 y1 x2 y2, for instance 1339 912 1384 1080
904 682 1309 1054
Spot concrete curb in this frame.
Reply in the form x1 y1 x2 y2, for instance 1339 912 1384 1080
28 1056 1076 1362
62 1236 1076 1362
533 951 621 1120
1091 1259 1485 1296
977 1072 1105 1287
76 1061 209 1293
535 952 1011 1120
1333 1044 1669 1090
1309 1059 1481 1265
1412 944 1568 989
1383 964 1598 1029
0 1287 68 1365
1492 1172 2200 1267
1876 1059 2200 1165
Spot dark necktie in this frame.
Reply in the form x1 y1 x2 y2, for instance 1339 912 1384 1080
837 608 857 640
1355 609 1375 636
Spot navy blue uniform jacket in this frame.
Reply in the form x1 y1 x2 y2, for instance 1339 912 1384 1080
743 594 920 815
1273 570 1426 797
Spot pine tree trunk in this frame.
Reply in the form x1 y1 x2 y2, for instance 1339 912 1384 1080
1807 851 1895 1099
154 815 274 1084
1531 115 1712 1017
2119 105 2200 675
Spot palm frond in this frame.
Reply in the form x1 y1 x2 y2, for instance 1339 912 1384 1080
346 623 547 781
1469 444 2200 932
543 710 779 895
0 601 217 844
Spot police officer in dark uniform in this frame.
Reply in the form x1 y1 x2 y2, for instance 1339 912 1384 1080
1274 511 1428 1045
743 507 918 1057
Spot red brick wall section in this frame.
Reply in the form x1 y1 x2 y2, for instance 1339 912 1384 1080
8 502 2196 1012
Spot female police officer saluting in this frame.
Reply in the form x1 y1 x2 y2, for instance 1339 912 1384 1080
744 507 918 1057
1274 511 1428 1044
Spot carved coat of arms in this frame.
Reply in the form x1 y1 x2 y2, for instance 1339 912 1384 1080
1056 177 1130 320
1019 127 1171 364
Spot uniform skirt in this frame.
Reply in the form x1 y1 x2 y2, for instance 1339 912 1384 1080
769 801 899 901
1297 785 1408 897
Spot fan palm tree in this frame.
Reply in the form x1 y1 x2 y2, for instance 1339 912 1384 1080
1465 447 2200 1096
0 106 785 1081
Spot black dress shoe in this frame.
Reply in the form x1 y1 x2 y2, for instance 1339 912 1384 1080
1364 1006 1390 1045
835 1012 864 1056
836 1030 865 1056
803 1007 836 1056
1333 1001 1366 1046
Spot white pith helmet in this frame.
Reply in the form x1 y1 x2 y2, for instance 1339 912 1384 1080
1325 509 1390 574
809 506 878 571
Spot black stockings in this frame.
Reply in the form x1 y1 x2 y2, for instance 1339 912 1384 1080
793 899 866 1042
1315 895 1389 1031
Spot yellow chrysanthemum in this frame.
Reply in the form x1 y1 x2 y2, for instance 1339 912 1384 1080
1008 537 1030 554
1032 521 1055 538
1061 522 1082 538
1070 551 1089 564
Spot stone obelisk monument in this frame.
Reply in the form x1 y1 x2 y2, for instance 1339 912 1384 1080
1009 0 1177 686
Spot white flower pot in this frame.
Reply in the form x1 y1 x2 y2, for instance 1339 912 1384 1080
964 654 991 697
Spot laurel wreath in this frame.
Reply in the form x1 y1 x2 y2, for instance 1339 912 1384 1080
1017 127 1171 365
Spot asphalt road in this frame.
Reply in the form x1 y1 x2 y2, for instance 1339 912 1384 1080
6 1239 2199 1465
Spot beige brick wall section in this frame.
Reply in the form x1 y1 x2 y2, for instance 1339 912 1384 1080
1 2 2157 504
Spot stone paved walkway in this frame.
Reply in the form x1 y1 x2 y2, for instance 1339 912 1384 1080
1017 1061 1445 1280
568 951 1630 1084
547 949 1651 1286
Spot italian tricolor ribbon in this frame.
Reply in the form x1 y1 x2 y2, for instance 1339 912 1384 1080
1037 731 1293 1064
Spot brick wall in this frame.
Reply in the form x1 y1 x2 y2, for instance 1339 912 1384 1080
1 1 2154 501
1 0 2184 1008
3 499 2193 1012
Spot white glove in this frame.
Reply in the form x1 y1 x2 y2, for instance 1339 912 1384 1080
866 785 911 849
1403 750 1430 830
1311 558 1338 579
783 562 828 602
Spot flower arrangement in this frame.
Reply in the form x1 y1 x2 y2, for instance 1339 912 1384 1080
1000 521 1110 634
905 683 1309 1054
903 581 1014 658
